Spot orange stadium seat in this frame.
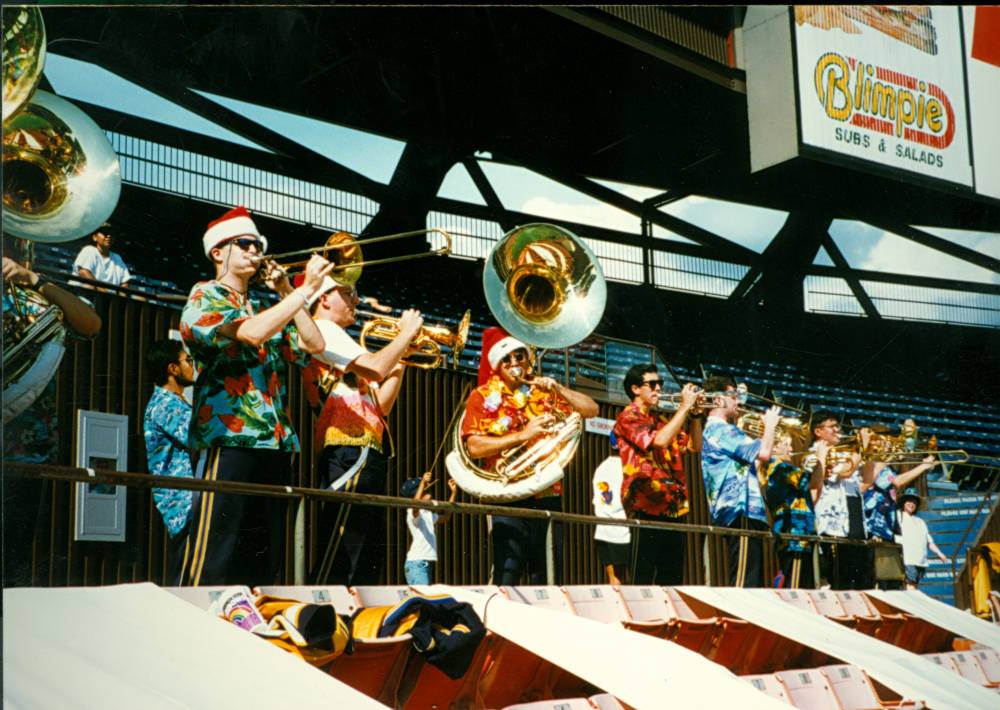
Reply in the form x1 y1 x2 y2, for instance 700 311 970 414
562 585 628 625
666 587 757 671
614 585 679 638
774 669 842 710
863 595 949 653
776 588 820 614
940 651 1000 688
808 590 854 625
834 591 893 639
819 664 927 709
351 585 415 607
742 673 793 704
588 692 629 710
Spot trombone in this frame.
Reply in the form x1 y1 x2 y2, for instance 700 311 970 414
251 228 452 286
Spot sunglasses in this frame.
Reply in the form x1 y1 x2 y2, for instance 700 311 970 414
642 379 664 389
501 351 528 366
227 237 262 252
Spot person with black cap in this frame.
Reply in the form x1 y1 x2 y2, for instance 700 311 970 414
73 222 131 289
897 488 948 589
401 471 457 585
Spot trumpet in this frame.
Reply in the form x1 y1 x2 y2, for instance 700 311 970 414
251 228 452 286
359 307 471 370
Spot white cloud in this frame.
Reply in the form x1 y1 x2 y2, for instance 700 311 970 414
520 195 645 236
661 197 788 253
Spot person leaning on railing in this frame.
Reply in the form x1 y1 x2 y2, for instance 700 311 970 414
73 222 131 290
174 206 333 588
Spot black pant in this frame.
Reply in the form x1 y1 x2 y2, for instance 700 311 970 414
491 496 563 586
2 476 47 588
316 445 389 586
176 447 291 587
777 548 815 589
832 496 872 590
725 516 768 587
631 512 686 585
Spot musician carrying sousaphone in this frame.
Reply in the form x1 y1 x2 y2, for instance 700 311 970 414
461 327 598 585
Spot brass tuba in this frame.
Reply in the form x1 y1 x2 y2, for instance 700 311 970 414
446 223 606 502
2 8 119 419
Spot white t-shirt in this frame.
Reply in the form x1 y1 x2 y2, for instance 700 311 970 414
313 319 366 370
74 245 131 286
406 508 439 561
899 511 935 567
592 455 630 545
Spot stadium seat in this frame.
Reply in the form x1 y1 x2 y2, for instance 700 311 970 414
833 592 889 639
862 595 944 652
351 585 415 607
256 585 360 615
807 590 853 625
774 669 841 710
940 651 1000 688
614 585 676 638
562 585 628 625
819 664 927 709
775 589 820 614
164 586 231 611
664 588 757 672
742 674 791 704
588 693 628 710
500 699 595 710
972 648 1000 685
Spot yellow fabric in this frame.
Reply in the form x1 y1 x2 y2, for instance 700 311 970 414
253 594 351 666
971 543 1000 619
351 605 393 639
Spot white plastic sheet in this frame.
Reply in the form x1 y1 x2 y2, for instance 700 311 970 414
436 585 790 710
680 586 997 710
3 583 387 710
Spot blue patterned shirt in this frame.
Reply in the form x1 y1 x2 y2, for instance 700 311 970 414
701 416 767 526
763 459 816 552
143 386 194 537
863 466 898 542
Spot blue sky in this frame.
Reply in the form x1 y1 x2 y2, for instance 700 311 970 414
43 52 1000 292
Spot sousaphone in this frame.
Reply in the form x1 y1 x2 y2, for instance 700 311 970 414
446 223 606 502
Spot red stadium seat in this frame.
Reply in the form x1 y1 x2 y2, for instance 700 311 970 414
775 588 820 614
819 664 927 709
614 585 678 638
742 673 792 704
351 585 415 607
165 585 232 611
808 590 853 624
667 588 756 672
500 699 595 710
864 596 949 653
834 591 889 639
774 669 842 710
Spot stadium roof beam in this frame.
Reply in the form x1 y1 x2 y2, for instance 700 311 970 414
807 266 1000 297
820 233 881 320
49 43 385 202
546 6 746 93
527 166 759 264
730 211 831 313
462 158 518 232
870 222 1000 275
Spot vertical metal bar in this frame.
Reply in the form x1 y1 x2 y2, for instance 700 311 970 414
294 497 306 585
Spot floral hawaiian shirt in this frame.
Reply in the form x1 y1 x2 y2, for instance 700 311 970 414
461 375 570 497
863 465 898 542
180 281 309 452
613 402 689 518
143 386 194 537
762 459 816 553
807 447 867 538
701 416 767 526
301 323 384 452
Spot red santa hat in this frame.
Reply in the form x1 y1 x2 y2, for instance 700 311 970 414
478 326 529 386
291 274 338 307
203 206 269 258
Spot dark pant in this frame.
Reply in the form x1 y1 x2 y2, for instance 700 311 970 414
833 496 872 590
725 516 768 587
631 512 686 585
316 445 388 586
2 476 47 588
491 496 563 586
176 447 291 587
777 548 815 589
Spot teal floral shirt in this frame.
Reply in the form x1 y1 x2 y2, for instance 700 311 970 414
143 386 194 536
179 281 309 452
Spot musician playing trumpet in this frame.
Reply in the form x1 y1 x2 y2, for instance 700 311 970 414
613 367 703 585
299 274 423 585
462 327 598 585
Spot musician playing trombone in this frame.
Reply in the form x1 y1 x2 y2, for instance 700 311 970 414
701 374 781 587
299 275 423 585
462 327 598 585
613 366 703 585
176 206 333 587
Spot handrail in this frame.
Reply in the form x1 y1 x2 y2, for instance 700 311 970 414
5 460 899 550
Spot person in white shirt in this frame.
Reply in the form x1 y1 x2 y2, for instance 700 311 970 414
74 223 131 288
897 488 948 589
402 471 457 585
592 435 630 585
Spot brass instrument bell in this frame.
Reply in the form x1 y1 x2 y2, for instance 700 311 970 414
359 308 471 370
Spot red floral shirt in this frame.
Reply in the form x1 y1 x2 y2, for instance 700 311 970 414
613 402 689 517
461 376 571 497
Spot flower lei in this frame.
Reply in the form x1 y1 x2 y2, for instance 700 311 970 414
482 379 534 435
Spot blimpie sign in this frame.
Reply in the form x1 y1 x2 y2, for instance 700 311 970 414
792 5 973 187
